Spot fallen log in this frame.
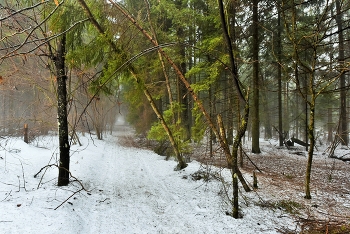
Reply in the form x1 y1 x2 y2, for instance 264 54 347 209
291 137 310 147
330 155 350 162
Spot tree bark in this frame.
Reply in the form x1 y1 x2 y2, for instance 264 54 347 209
131 72 187 170
175 0 191 140
305 100 315 199
327 107 333 143
54 34 70 186
277 6 283 146
24 123 29 143
217 0 251 218
251 0 261 153
336 0 348 145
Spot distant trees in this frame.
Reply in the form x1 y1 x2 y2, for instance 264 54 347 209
280 0 349 199
0 0 120 185
113 0 349 202
335 0 348 146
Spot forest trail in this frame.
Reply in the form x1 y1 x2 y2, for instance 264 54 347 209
0 128 296 234
67 129 291 234
72 131 224 234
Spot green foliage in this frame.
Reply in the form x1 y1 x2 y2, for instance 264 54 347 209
274 200 303 216
88 52 128 96
147 102 192 155
191 104 206 143
283 173 296 179
121 73 157 134
187 60 222 92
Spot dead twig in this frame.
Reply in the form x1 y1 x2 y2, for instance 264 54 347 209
19 160 27 192
34 163 89 210
34 163 56 178
242 149 262 173
54 188 84 210
34 164 88 191
1 190 12 202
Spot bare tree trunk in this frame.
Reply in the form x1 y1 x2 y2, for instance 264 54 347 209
231 99 250 216
336 0 348 145
304 76 308 151
54 34 70 186
328 107 333 143
24 123 29 143
176 25 191 141
261 74 272 139
305 100 315 199
295 66 300 139
251 0 261 153
277 6 283 146
217 0 251 218
226 75 235 145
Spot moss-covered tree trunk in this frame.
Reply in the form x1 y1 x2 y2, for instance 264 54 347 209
132 72 187 170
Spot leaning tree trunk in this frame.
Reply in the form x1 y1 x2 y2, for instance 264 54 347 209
54 34 70 186
131 72 187 170
108 2 251 211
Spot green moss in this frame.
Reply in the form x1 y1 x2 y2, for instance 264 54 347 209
275 200 303 215
284 173 296 179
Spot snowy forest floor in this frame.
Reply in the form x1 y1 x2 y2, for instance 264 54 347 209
0 124 349 233
121 128 350 233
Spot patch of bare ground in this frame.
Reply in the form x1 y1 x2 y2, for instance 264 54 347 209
118 133 350 233
191 142 350 233
250 148 350 232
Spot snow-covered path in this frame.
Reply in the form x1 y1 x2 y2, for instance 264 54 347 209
73 136 232 233
0 132 295 233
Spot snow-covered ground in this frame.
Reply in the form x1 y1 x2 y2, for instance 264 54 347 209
0 129 298 234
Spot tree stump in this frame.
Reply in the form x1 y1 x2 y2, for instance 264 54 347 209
253 171 258 189
24 124 28 143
